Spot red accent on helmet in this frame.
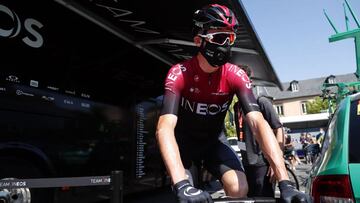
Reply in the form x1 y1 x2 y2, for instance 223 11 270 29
193 4 239 32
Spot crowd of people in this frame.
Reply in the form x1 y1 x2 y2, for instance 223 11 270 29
300 130 323 164
283 129 324 170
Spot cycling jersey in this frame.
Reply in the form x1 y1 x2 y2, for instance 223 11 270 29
161 56 259 140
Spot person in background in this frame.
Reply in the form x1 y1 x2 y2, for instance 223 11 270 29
306 133 312 143
300 133 307 147
316 128 325 148
156 4 311 203
234 79 285 197
284 132 303 170
304 136 320 164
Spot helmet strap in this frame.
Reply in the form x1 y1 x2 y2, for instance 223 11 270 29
199 29 208 49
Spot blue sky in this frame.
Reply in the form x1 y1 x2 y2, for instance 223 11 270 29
241 0 360 83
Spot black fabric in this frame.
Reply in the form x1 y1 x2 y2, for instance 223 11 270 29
284 134 295 156
235 88 260 115
177 131 244 180
257 96 283 129
285 134 292 145
173 179 213 203
199 41 231 67
279 180 312 203
244 165 274 197
160 90 180 115
238 96 283 166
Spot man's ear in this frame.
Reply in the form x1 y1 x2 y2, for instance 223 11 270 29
194 36 202 47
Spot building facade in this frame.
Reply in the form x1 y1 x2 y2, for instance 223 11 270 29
256 73 358 131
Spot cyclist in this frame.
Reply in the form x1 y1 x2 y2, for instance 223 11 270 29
156 4 311 203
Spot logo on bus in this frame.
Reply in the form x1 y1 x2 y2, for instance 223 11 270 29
0 4 44 48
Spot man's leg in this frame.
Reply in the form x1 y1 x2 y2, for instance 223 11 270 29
205 138 248 198
221 169 248 197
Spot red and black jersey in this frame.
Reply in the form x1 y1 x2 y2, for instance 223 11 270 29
161 56 259 140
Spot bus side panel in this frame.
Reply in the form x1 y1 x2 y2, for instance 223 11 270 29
0 0 167 200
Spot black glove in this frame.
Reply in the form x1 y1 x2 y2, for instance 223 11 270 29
173 179 213 203
279 180 312 203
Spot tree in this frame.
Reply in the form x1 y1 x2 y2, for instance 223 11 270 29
306 96 329 114
224 97 238 138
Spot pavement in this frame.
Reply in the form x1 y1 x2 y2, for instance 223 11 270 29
294 162 313 192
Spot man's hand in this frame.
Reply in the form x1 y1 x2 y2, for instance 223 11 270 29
173 179 213 203
279 180 312 203
266 167 276 183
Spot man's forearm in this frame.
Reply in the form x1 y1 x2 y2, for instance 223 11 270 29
274 128 285 151
247 113 289 181
156 127 187 184
257 125 288 181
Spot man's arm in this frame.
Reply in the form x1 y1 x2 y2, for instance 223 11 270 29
257 97 284 151
157 65 213 202
156 114 187 184
274 128 285 151
245 111 289 181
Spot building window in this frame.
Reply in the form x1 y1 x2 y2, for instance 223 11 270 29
301 102 307 114
290 81 299 92
274 105 284 116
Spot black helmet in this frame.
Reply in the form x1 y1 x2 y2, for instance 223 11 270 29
193 4 238 35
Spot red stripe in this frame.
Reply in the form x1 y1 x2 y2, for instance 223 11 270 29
214 4 235 27
218 4 230 16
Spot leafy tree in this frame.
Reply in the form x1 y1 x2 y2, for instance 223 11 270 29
224 97 238 138
306 96 329 114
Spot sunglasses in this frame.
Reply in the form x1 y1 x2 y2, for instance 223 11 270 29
198 32 237 46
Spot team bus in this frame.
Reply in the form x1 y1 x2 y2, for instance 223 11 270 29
0 0 169 202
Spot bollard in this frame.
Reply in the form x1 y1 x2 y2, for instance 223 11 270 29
111 170 123 203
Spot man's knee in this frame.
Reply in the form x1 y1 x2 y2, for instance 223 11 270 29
221 170 248 197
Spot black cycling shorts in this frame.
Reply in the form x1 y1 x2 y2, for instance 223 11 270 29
176 132 244 179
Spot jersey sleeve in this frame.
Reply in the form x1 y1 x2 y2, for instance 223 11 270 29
227 65 259 114
160 64 185 116
258 96 283 129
